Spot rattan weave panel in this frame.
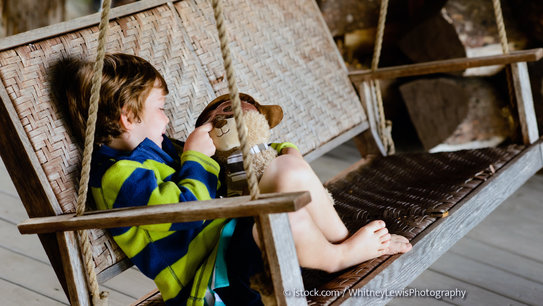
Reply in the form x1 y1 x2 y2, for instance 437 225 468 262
0 0 364 277
303 144 524 305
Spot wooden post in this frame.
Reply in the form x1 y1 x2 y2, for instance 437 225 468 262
355 81 387 156
257 213 306 306
510 62 539 144
58 231 92 306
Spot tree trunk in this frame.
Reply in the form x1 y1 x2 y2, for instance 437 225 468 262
399 0 528 77
399 77 514 152
1 0 65 36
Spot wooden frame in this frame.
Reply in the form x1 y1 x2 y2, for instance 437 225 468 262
348 48 543 82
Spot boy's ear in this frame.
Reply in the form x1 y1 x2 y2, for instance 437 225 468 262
119 111 135 131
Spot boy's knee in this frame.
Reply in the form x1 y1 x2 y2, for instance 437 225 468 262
269 155 312 187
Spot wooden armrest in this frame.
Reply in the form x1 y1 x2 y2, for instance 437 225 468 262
18 191 311 234
349 48 543 82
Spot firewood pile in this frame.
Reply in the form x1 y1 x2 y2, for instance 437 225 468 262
318 0 543 152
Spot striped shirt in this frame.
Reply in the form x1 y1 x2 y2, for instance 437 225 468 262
90 137 225 306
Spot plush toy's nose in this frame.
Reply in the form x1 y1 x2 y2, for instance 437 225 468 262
213 118 228 129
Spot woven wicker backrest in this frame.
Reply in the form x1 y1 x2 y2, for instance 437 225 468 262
0 0 366 278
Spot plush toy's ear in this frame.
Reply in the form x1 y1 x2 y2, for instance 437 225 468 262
258 104 283 129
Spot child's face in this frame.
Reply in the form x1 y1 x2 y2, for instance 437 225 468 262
130 85 169 148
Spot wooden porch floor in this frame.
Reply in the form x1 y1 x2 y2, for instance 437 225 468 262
1 140 542 305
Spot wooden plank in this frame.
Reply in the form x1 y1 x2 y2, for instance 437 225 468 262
0 277 67 306
304 123 369 163
0 162 17 196
18 191 311 234
102 268 156 300
510 62 540 144
0 191 28 225
431 252 543 305
348 48 543 82
388 269 524 306
257 213 306 306
0 219 49 263
450 237 543 286
466 199 543 264
0 246 70 304
336 141 543 305
0 0 174 51
97 258 133 284
0 221 142 305
309 140 362 183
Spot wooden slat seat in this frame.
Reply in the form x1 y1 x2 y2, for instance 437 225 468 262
303 144 525 305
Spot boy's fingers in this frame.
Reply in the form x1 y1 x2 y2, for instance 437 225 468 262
199 122 213 132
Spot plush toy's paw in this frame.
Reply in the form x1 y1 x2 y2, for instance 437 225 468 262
247 148 277 180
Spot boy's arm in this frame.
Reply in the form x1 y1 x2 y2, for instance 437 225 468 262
99 153 220 232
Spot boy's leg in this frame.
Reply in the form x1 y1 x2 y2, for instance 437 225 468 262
259 154 349 243
252 207 392 273
256 155 412 272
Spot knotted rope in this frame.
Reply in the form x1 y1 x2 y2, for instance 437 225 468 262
371 0 395 155
75 0 112 304
210 0 260 201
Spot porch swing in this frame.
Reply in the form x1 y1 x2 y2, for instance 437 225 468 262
1 0 541 305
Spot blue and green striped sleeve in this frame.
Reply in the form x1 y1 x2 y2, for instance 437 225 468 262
94 150 220 232
271 142 299 154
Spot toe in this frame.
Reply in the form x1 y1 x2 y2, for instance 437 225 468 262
375 227 389 236
391 234 409 243
380 233 391 243
366 220 386 232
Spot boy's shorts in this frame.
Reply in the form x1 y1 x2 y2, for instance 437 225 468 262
215 217 264 305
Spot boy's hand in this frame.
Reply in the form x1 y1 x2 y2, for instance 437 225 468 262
184 123 216 156
281 147 302 158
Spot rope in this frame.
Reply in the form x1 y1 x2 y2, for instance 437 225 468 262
492 0 510 54
74 0 112 304
371 0 395 155
211 0 260 201
491 0 516 126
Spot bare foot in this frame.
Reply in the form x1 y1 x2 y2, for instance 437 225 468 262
336 220 392 271
384 234 412 255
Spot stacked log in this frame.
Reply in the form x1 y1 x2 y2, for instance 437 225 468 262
0 0 65 36
399 0 528 76
399 77 514 152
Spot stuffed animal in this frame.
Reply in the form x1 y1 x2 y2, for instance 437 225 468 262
195 93 284 197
